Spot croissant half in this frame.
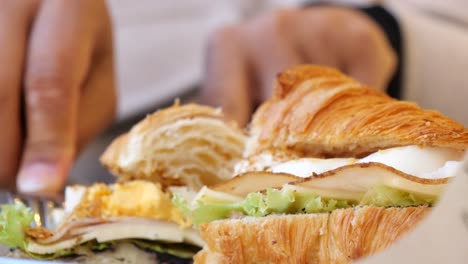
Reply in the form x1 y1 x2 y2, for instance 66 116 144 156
198 65 465 264
100 103 246 190
246 65 468 158
195 206 430 264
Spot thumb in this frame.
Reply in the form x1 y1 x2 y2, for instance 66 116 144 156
338 10 397 92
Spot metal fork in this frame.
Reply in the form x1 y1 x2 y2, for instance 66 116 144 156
0 191 64 229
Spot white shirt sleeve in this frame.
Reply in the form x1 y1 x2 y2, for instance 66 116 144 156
385 1 468 125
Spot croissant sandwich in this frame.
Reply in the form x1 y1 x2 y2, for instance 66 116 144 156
173 65 468 264
1 65 466 263
0 103 246 263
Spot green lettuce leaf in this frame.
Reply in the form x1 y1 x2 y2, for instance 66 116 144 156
173 185 436 225
0 203 34 250
293 193 351 214
360 185 435 207
173 193 243 225
0 202 78 260
242 192 268 217
26 240 112 260
241 188 352 215
27 248 75 260
0 203 197 260
90 240 113 251
173 187 353 226
26 239 198 260
131 240 200 259
264 187 295 213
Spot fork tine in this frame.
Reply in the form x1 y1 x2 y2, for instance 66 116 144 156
1 191 64 229
12 194 44 228
31 199 43 228
42 199 60 229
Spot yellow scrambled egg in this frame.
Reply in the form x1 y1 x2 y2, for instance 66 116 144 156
71 180 189 226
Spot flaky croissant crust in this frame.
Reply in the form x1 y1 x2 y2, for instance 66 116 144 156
100 103 226 171
246 65 468 158
195 206 430 264
100 103 246 188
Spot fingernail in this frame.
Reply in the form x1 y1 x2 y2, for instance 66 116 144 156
17 163 62 194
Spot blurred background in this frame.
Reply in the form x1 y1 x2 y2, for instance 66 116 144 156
69 0 468 185
69 0 301 184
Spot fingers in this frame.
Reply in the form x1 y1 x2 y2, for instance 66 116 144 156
201 6 396 128
333 8 397 91
0 1 38 188
200 26 252 126
345 28 397 91
77 6 116 150
17 0 98 193
290 7 344 67
291 6 397 92
242 9 303 101
201 10 304 125
77 50 116 151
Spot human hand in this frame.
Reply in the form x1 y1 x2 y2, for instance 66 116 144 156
0 0 116 194
200 6 397 126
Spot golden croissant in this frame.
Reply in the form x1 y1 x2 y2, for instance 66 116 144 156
189 65 467 264
245 65 468 158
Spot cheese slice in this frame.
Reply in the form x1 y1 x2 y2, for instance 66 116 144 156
210 163 450 201
27 217 203 255
294 163 449 199
212 171 300 197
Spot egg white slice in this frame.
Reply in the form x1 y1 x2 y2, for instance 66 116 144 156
358 145 463 178
271 158 355 177
269 145 463 179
